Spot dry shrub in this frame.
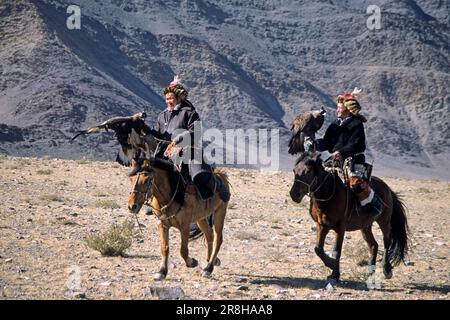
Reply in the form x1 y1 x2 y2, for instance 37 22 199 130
37 169 53 175
39 194 64 202
94 199 120 209
85 220 134 256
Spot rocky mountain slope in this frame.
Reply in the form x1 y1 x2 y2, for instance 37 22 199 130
0 0 449 178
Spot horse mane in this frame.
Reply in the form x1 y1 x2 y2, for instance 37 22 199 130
149 157 185 205
295 151 321 166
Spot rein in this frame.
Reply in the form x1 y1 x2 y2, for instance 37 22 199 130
132 169 182 221
295 172 336 202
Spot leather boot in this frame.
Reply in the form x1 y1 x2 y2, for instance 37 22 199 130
357 189 383 218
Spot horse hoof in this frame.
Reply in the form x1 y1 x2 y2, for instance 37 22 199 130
327 275 340 285
383 270 393 279
201 270 212 278
154 273 166 281
368 265 376 274
214 258 221 266
188 258 198 268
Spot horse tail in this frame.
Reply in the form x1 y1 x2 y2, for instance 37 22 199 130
213 168 231 190
388 191 410 266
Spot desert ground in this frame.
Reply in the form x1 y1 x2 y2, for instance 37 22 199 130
0 155 449 300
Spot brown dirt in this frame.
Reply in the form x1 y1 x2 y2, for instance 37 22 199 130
0 156 449 300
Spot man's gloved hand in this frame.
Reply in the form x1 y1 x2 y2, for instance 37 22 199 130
331 151 342 160
164 141 177 158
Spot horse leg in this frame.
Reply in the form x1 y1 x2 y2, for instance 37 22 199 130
201 206 225 277
180 222 198 268
361 226 378 274
154 222 169 281
379 222 393 279
196 217 215 263
314 223 336 270
327 228 345 283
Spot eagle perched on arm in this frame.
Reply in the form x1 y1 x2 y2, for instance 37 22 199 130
288 107 326 155
71 112 158 166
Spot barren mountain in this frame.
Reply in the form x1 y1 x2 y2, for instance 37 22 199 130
0 0 449 178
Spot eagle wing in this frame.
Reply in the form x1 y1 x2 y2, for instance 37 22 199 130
71 112 157 166
288 108 326 155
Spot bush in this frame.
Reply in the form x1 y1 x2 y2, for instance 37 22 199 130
37 169 53 175
94 199 120 209
85 220 134 256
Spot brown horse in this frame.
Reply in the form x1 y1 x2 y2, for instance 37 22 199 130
128 157 230 280
289 152 409 285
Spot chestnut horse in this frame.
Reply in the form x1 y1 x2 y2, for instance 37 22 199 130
290 152 409 285
128 157 230 280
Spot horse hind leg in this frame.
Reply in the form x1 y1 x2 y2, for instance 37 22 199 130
380 222 393 279
196 217 214 262
201 206 225 277
361 226 379 274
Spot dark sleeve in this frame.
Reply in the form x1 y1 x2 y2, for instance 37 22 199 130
173 111 200 145
316 123 339 152
338 123 366 159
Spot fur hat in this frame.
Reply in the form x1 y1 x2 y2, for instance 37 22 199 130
337 88 366 122
163 75 188 99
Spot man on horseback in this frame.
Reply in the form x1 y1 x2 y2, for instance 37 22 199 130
150 76 230 203
314 88 382 217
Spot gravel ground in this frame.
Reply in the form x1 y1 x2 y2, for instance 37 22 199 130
0 156 449 300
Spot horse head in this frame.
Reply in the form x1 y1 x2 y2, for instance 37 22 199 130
290 151 323 203
128 159 154 214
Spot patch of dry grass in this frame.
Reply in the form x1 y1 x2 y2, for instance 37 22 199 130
36 169 53 175
94 199 121 209
39 194 64 202
85 220 134 256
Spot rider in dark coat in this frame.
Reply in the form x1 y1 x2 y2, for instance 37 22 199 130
151 77 230 203
315 89 381 217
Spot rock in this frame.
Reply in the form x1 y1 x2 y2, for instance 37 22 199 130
143 286 185 300
326 283 336 291
276 289 288 295
237 285 249 291
5 258 13 263
72 292 86 299
236 277 248 283
100 282 111 286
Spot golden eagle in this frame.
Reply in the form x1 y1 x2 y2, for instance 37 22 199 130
288 107 326 155
71 112 158 166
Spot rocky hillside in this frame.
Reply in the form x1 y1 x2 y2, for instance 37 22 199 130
0 0 449 178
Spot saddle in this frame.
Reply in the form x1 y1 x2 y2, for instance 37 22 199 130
179 167 214 201
323 157 373 186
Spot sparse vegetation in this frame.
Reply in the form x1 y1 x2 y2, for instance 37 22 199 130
39 194 64 202
94 199 120 209
37 169 53 175
235 231 260 241
85 220 134 256
76 157 90 164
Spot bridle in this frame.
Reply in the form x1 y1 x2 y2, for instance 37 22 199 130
130 171 153 206
295 171 336 202
130 168 182 220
